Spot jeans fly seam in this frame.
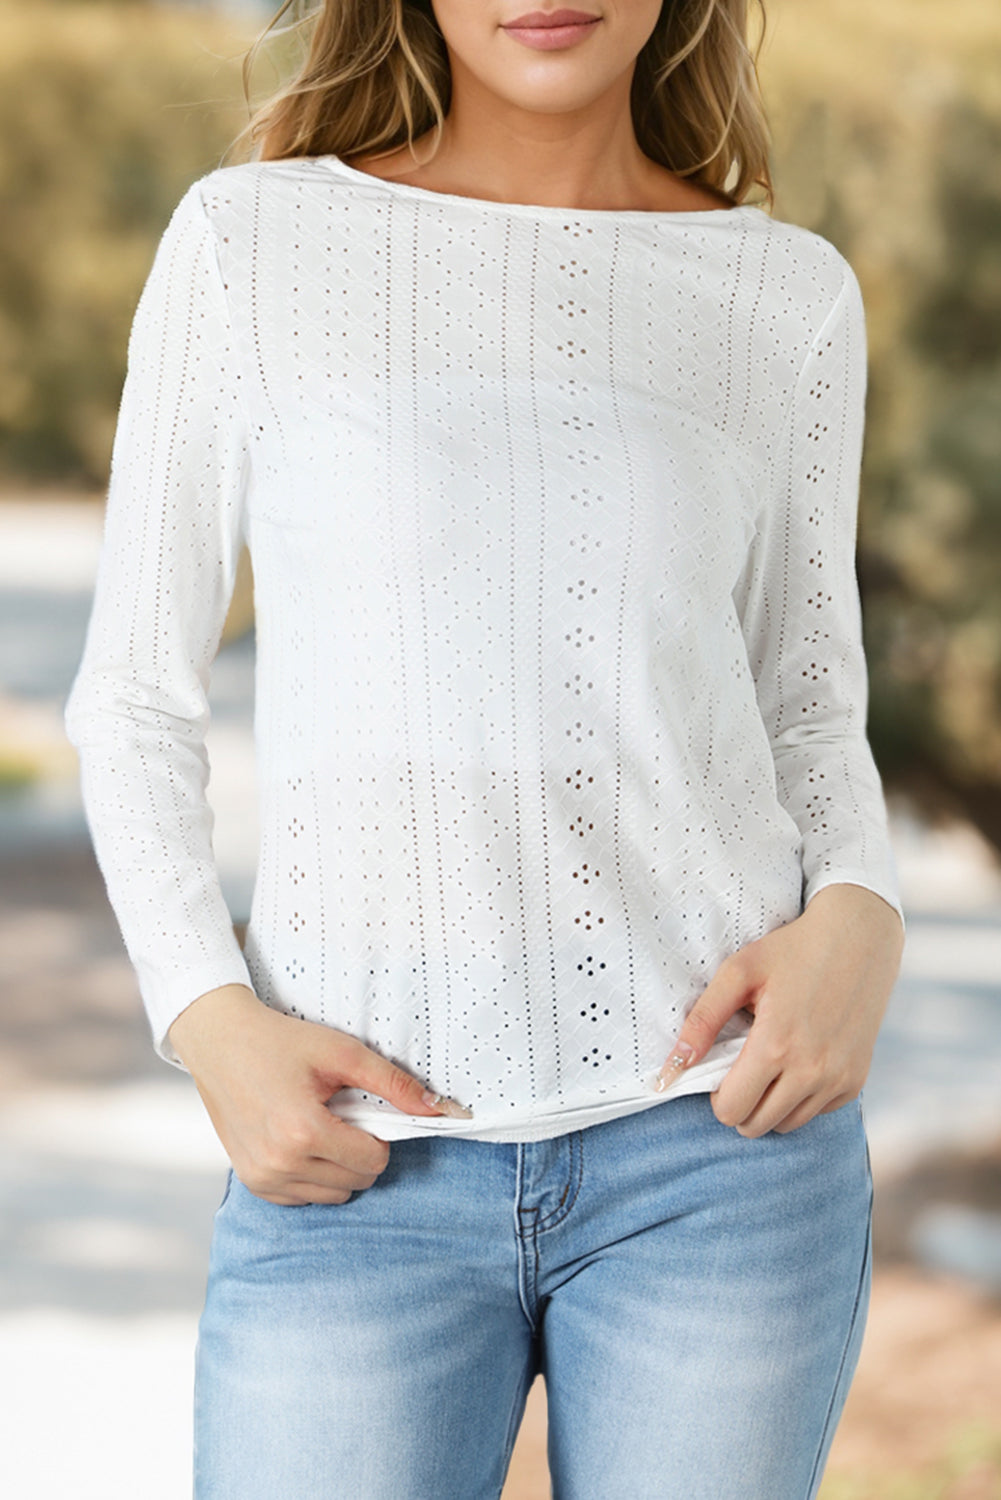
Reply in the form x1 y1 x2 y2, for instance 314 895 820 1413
513 1143 540 1330
534 1130 584 1234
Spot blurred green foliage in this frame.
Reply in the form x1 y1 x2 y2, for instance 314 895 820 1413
2 0 1000 847
0 749 40 791
0 0 251 479
760 0 1001 849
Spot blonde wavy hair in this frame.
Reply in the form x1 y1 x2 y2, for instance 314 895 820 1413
235 0 773 210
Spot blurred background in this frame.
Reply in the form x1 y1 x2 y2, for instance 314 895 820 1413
1 0 1000 1495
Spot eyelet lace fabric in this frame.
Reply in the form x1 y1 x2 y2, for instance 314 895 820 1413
65 158 902 1143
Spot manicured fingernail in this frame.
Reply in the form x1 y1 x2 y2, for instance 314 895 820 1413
655 1041 695 1093
422 1091 474 1119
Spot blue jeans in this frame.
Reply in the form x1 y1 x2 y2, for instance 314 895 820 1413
193 1092 872 1498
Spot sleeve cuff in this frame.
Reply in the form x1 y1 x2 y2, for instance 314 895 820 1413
141 953 256 1069
803 870 906 935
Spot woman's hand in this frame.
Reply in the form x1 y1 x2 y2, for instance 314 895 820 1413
168 984 472 1204
656 884 905 1137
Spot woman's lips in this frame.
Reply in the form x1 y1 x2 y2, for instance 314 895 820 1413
501 17 601 51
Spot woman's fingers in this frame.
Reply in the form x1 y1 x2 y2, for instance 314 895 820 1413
319 1030 473 1121
307 1113 394 1185
235 1110 396 1203
712 1069 814 1137
730 1084 824 1138
655 951 757 1091
171 985 476 1205
710 1055 783 1134
715 1067 857 1138
243 1179 357 1207
711 1022 852 1135
658 885 903 1139
819 1092 856 1115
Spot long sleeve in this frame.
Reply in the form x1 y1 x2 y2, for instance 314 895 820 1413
62 156 905 1138
64 180 254 1067
731 259 904 926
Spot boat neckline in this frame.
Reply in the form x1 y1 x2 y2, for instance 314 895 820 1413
315 153 763 223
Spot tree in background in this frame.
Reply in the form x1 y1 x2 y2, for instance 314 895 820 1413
0 0 251 479
868 101 1001 848
758 0 1001 852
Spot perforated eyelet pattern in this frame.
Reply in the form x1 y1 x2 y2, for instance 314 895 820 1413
64 159 902 1143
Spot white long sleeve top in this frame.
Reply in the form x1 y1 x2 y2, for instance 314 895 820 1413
65 155 902 1142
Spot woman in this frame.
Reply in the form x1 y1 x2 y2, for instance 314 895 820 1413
65 1 906 1495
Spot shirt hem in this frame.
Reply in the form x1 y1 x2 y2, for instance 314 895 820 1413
328 1039 747 1143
